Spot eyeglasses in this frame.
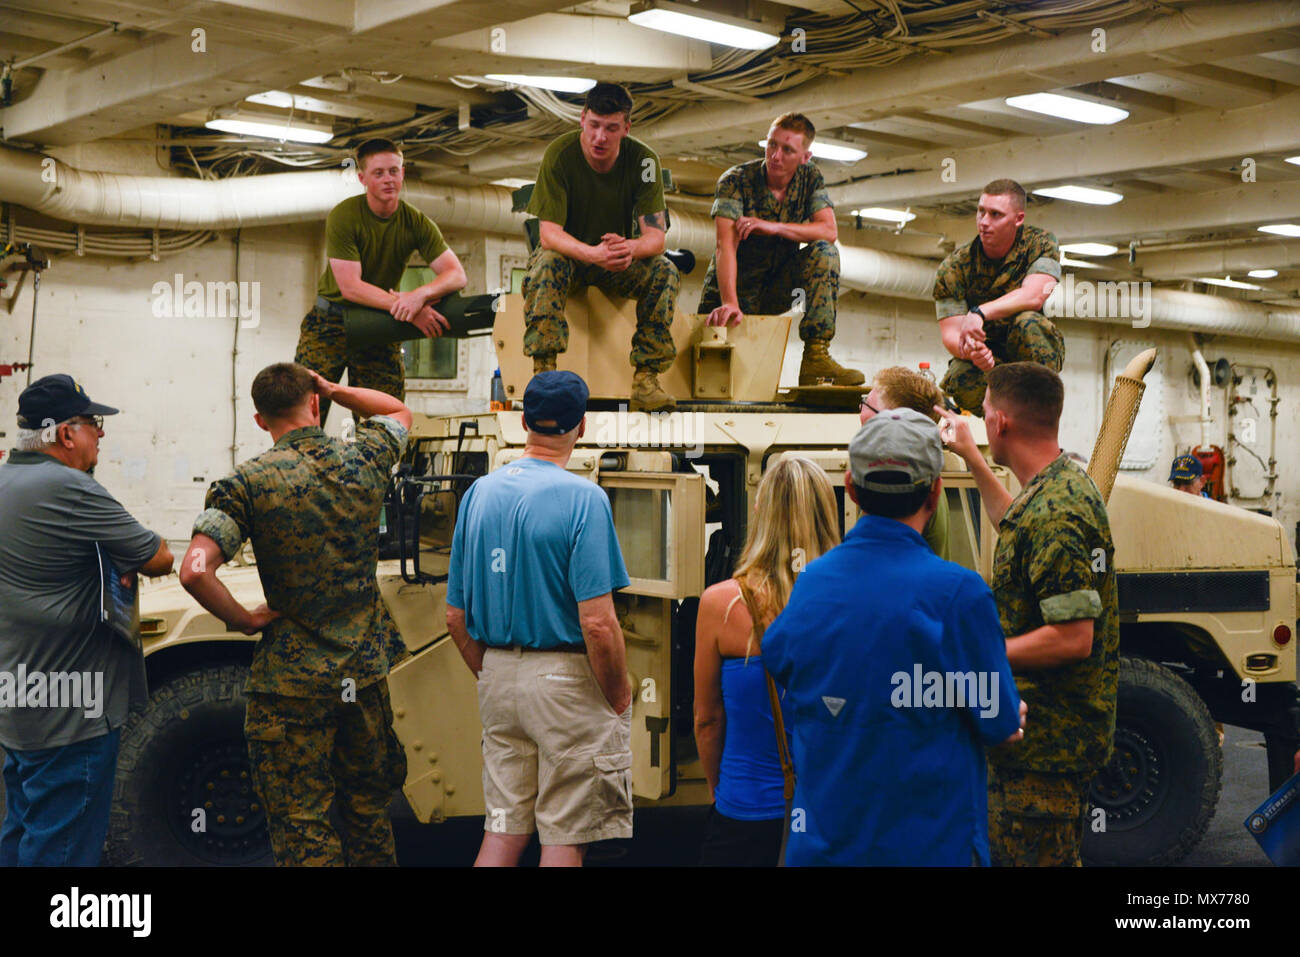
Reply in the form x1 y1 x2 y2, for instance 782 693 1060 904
67 415 104 430
860 396 880 416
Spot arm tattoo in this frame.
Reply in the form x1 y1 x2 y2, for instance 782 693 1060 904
641 210 668 232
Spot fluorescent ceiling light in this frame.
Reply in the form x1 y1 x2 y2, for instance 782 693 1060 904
629 1 780 50
1033 184 1123 205
485 74 596 94
1199 276 1262 290
1285 156 1300 166
759 138 867 163
205 113 333 144
851 207 916 224
1005 92 1129 125
1248 269 1279 279
1060 256 1101 269
1060 242 1118 256
1258 223 1300 237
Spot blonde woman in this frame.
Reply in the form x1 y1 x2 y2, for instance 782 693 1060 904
693 455 840 866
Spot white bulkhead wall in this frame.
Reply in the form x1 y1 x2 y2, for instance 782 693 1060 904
1 223 1298 552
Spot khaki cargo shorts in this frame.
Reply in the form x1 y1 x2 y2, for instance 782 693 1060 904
477 646 634 846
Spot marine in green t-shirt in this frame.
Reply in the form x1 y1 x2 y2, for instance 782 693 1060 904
294 138 467 422
932 179 1064 416
522 82 680 413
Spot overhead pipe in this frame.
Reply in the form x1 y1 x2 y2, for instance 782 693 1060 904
1188 335 1213 451
4 144 1300 334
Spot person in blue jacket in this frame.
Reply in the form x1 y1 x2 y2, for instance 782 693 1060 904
763 408 1026 865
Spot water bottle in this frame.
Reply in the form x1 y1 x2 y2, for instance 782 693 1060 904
490 368 508 411
919 361 936 383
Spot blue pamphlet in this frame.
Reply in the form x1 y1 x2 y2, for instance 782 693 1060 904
1244 769 1300 865
96 543 141 652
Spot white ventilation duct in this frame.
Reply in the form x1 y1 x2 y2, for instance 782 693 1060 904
1043 280 1300 344
836 243 936 300
3 144 1300 339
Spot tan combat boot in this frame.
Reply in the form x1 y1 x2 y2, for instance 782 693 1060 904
630 369 677 412
798 340 865 387
533 354 557 373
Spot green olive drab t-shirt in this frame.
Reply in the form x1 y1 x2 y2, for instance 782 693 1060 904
526 131 666 246
316 195 449 302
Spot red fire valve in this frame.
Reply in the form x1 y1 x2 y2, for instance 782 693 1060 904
1192 445 1226 502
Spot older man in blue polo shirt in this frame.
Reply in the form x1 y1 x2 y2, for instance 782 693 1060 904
446 370 633 867
762 408 1025 865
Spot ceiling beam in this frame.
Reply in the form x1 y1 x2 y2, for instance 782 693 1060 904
429 13 712 76
468 0 1300 176
1131 241 1300 278
301 74 495 109
0 0 577 145
924 183 1300 245
0 34 269 144
1159 63 1285 101
826 89 1300 207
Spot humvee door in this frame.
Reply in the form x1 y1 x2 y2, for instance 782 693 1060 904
601 471 705 798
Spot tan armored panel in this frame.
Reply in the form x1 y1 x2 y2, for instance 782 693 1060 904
493 291 792 403
1108 476 1290 572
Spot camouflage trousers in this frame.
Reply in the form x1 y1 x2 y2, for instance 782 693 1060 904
294 305 406 424
522 247 680 373
245 680 407 866
940 310 1064 415
987 765 1092 867
698 239 840 343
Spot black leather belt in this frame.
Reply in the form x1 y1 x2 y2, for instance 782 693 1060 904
493 644 586 654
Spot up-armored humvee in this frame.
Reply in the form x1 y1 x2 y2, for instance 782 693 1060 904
101 292 1298 867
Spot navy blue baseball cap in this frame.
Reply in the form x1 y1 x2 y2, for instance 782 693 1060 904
523 370 588 435
17 374 119 428
1169 453 1203 482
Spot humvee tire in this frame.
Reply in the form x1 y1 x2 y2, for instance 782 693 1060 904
1083 657 1222 866
106 664 272 866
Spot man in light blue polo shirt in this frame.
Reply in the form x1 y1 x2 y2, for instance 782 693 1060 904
762 408 1025 865
446 370 632 866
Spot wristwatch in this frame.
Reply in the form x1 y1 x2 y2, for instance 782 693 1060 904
971 305 987 321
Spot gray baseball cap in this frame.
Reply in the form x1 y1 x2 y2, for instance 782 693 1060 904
849 407 944 493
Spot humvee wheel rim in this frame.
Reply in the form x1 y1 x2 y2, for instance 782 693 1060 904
171 739 268 864
1090 725 1167 827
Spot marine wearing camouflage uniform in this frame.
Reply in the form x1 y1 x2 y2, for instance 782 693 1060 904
933 225 1063 414
697 158 839 343
523 130 678 374
193 416 410 866
295 306 406 417
987 453 1119 866
524 249 679 373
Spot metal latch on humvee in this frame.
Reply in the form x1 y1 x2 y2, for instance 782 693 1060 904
104 293 1299 867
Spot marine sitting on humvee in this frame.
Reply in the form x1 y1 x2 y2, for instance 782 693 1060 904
522 82 680 414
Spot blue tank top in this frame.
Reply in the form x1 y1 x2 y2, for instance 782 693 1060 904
714 656 788 821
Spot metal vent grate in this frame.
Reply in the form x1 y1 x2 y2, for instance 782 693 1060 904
1118 571 1270 614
